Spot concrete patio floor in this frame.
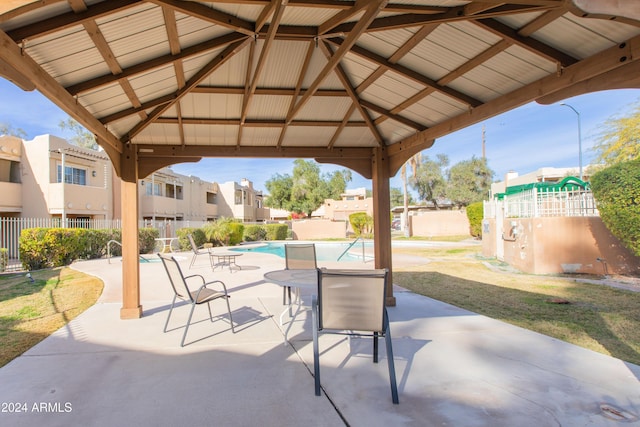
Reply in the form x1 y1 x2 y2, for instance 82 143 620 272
1 246 639 426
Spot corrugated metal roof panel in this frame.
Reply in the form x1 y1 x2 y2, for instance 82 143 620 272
247 95 291 120
257 40 310 88
332 127 378 148
534 14 638 59
181 93 243 119
281 126 334 147
295 96 353 122
302 48 344 90
176 13 232 48
198 47 249 87
129 64 178 104
240 127 281 146
362 72 422 111
357 29 415 59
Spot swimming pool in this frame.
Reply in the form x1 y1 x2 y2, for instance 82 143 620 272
230 241 371 262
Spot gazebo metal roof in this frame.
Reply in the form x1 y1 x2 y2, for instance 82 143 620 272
1 0 639 316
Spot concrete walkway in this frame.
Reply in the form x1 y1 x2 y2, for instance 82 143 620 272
0 248 639 426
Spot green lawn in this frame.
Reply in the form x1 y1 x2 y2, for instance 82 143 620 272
393 245 640 365
0 268 103 367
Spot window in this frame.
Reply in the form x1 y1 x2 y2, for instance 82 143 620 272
146 182 162 196
235 190 242 205
57 165 86 185
206 192 217 204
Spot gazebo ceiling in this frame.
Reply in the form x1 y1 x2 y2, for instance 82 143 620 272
1 0 640 178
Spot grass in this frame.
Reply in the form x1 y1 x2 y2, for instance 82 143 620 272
393 245 640 365
0 267 103 368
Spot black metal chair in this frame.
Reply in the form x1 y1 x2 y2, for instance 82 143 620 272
158 253 235 346
312 268 399 404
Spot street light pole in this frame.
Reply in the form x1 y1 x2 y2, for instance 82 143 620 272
560 103 583 180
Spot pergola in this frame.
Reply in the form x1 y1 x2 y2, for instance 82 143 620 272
1 0 639 319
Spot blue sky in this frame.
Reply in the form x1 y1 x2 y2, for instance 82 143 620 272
1 77 638 192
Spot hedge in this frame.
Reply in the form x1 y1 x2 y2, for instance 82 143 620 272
19 227 159 270
176 227 207 251
466 202 483 238
591 160 640 257
264 223 288 240
243 225 267 242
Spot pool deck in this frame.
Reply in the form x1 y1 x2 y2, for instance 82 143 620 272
0 246 639 426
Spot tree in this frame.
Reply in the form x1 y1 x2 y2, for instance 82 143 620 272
590 160 640 257
0 123 27 138
264 173 292 209
58 118 98 150
264 160 352 216
446 156 494 207
592 102 640 167
410 154 449 209
390 187 412 207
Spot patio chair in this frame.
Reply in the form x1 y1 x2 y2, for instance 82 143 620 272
158 253 235 347
187 233 206 269
284 243 317 305
312 268 399 404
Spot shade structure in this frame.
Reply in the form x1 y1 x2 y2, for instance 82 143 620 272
1 0 639 317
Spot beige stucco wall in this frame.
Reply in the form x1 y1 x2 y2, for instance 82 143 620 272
410 210 470 237
292 219 347 240
482 216 640 275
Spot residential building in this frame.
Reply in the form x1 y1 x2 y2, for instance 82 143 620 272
0 135 22 217
138 168 219 222
20 134 114 222
0 134 269 225
317 188 373 220
217 178 268 222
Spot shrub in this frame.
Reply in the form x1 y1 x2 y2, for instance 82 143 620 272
466 202 483 238
176 227 206 250
349 212 373 237
19 227 158 270
264 223 288 240
591 160 640 257
138 228 160 254
0 248 8 272
243 225 267 242
228 222 244 246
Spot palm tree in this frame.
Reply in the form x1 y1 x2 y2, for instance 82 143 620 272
401 152 421 237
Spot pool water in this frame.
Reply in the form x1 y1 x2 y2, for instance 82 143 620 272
230 241 370 262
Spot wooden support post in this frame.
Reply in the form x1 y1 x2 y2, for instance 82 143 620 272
371 147 395 306
119 146 142 319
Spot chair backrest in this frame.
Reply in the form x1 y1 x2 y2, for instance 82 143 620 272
285 243 317 270
187 234 200 254
316 268 388 332
158 253 192 301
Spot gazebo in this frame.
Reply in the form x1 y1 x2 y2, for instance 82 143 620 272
1 0 638 318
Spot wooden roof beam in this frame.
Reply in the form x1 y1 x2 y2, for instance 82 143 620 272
123 37 252 142
0 28 122 154
147 0 255 36
66 32 247 95
7 0 142 42
320 40 384 145
390 32 640 159
277 40 315 149
286 0 388 124
328 37 482 108
473 18 578 67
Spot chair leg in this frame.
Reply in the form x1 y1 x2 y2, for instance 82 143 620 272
383 309 399 404
189 253 197 269
312 296 321 396
207 301 214 322
181 302 197 347
164 295 178 332
373 332 379 363
225 296 235 333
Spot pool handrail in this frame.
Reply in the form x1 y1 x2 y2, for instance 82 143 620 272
337 237 366 262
